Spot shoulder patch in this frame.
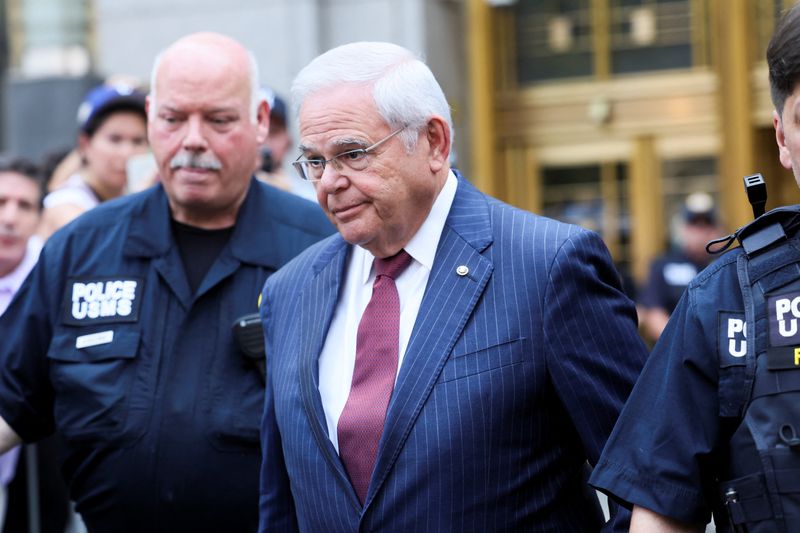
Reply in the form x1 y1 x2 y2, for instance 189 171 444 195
765 290 800 370
718 311 747 366
768 290 800 347
62 277 144 325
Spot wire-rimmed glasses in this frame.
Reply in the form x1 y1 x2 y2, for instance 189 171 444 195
292 125 407 182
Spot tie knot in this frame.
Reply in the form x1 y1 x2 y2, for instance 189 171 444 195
374 250 412 280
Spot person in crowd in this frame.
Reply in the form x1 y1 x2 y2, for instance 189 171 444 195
38 83 149 239
255 87 316 201
590 4 800 531
258 41 648 532
0 157 42 316
255 87 292 191
0 157 43 526
639 191 721 341
0 32 333 533
0 158 70 533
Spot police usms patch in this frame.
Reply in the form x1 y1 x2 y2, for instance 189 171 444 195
718 311 747 367
766 291 800 370
768 291 800 346
62 277 143 325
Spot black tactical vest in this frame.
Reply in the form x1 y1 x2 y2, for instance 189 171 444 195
716 206 800 532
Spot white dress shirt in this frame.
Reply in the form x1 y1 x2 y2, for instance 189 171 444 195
0 236 42 317
318 171 458 452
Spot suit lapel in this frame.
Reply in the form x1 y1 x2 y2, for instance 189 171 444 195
366 177 494 507
297 237 362 509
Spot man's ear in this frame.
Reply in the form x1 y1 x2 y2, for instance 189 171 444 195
256 100 270 144
775 110 793 170
426 115 451 173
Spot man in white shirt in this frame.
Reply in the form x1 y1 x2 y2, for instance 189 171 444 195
0 158 43 315
0 157 44 527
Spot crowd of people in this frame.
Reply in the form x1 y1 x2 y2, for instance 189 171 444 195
0 3 800 532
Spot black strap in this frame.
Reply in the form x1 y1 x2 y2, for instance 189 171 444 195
736 206 800 258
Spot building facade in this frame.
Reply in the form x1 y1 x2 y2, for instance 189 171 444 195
469 0 800 283
1 0 797 284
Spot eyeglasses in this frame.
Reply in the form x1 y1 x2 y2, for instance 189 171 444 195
292 126 407 182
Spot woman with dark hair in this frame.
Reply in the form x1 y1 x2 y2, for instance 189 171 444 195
39 83 148 239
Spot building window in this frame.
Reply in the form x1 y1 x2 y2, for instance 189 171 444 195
7 0 92 77
514 0 594 83
511 0 712 85
610 0 694 74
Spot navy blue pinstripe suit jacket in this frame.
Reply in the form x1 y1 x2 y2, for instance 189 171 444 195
259 175 648 532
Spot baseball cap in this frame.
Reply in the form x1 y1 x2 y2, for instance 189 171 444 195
683 192 717 225
76 83 147 134
259 86 288 127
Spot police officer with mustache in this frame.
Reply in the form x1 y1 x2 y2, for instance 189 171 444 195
0 33 333 533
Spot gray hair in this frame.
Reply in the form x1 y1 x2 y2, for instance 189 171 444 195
291 42 453 151
149 49 261 123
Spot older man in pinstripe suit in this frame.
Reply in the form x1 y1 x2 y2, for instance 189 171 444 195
258 41 648 532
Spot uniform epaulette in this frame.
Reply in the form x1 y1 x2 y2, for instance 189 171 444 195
735 205 800 257
707 205 800 258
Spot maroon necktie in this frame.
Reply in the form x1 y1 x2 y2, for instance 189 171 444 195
337 249 412 504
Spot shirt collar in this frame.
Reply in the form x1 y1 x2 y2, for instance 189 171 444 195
357 170 458 285
124 179 284 269
0 236 42 293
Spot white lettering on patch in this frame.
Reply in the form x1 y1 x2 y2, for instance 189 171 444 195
70 280 138 321
727 317 747 358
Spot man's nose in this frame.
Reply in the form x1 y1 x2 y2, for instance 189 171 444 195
317 161 348 194
0 202 18 227
182 116 208 151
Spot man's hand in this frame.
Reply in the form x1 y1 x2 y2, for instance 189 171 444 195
0 415 22 454
631 505 702 533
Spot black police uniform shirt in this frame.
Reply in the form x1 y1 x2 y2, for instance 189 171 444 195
640 251 704 314
0 179 333 533
588 246 746 524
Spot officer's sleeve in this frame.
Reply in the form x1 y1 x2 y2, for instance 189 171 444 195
543 229 650 532
588 284 720 525
0 245 59 442
258 282 299 533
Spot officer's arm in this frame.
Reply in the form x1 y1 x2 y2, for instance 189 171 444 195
0 414 22 454
630 505 702 533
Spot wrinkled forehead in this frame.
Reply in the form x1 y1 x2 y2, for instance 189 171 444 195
299 84 385 137
155 49 251 112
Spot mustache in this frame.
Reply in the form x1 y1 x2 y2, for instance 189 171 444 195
169 151 222 171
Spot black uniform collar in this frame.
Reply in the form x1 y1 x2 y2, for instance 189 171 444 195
124 178 282 270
